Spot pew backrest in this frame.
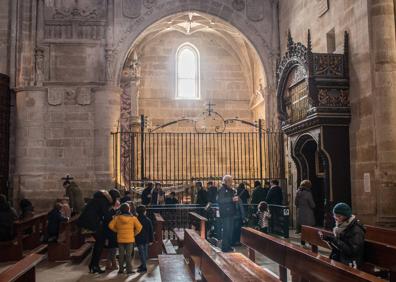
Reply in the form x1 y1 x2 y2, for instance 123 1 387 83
0 254 44 282
365 225 396 247
242 227 384 282
188 212 207 239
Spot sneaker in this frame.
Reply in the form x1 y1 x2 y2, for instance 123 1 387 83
118 269 124 274
126 270 136 274
137 267 147 273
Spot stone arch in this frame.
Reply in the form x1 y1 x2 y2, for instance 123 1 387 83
112 0 277 90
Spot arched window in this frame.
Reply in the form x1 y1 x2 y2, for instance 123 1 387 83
176 43 200 99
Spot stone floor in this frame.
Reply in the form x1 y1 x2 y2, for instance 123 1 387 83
0 230 331 282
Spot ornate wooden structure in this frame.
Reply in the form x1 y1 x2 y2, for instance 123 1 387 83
0 74 10 197
277 30 351 227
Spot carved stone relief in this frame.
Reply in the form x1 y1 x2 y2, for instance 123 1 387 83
35 48 45 87
77 87 92 105
232 0 245 11
143 0 156 9
48 88 63 106
64 89 77 105
123 0 142 19
246 0 265 21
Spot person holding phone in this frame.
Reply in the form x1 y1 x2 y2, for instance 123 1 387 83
318 202 365 268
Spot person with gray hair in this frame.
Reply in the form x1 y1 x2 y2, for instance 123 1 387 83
218 175 238 252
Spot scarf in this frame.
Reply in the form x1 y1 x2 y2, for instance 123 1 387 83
333 215 355 238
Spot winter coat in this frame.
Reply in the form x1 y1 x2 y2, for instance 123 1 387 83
103 207 118 248
141 187 152 205
135 215 154 245
65 182 84 214
0 202 18 241
196 189 208 206
251 187 268 205
237 187 250 204
218 184 236 218
108 214 142 244
207 186 218 203
47 208 68 237
151 189 165 205
165 197 178 205
295 187 316 227
325 217 365 267
77 190 113 232
266 185 283 205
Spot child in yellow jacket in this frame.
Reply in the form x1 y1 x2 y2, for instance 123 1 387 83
109 203 142 274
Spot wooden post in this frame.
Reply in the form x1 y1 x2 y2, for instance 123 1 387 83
248 247 256 262
200 220 206 239
279 265 287 282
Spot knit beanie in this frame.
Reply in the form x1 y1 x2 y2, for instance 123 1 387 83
333 202 352 218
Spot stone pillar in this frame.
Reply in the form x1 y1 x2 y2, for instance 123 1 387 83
0 74 10 197
370 0 396 223
93 86 121 188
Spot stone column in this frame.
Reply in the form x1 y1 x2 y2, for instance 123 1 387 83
370 0 396 223
93 86 121 188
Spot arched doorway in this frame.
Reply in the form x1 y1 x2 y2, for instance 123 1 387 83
293 134 329 227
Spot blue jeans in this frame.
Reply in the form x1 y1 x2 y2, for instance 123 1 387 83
221 217 234 252
137 244 149 269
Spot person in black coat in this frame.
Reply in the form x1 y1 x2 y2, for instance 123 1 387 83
207 181 218 203
236 183 250 204
0 194 18 241
266 180 283 205
47 202 69 242
195 181 208 207
320 203 365 268
77 189 120 273
165 192 179 205
141 182 153 206
251 181 269 205
135 205 154 273
218 175 238 252
120 190 132 204
103 200 119 271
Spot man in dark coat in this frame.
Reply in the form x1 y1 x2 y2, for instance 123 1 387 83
135 205 154 272
0 194 18 241
47 202 69 241
195 181 208 207
236 182 250 204
77 189 120 273
266 180 283 205
295 180 315 233
63 180 84 214
251 181 269 205
207 181 218 203
141 182 153 205
320 203 365 267
120 190 132 204
218 175 238 252
165 192 179 205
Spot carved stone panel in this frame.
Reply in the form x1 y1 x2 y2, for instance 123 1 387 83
64 89 76 105
232 0 245 11
123 0 142 18
48 88 63 106
246 0 265 21
77 87 92 105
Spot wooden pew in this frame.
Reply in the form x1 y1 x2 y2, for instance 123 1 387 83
183 228 280 282
0 254 45 282
241 227 384 282
301 225 396 281
365 225 396 247
47 215 91 262
148 213 164 258
0 213 48 262
173 211 208 250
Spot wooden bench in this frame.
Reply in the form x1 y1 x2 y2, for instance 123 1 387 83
365 225 396 247
159 255 194 282
0 213 48 262
183 228 280 282
301 225 396 281
47 215 92 262
173 212 208 250
0 254 45 282
241 227 384 282
148 213 165 258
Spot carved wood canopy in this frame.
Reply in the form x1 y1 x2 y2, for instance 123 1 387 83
276 30 350 135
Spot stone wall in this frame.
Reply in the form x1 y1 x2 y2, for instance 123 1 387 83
279 0 396 225
138 30 253 131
